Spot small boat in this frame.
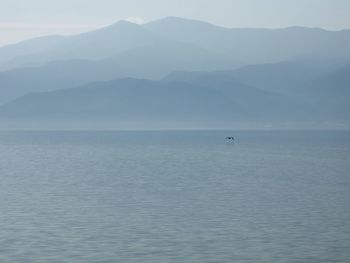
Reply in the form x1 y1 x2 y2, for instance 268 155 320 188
226 136 235 142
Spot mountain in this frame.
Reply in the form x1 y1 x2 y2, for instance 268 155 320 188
0 21 167 70
0 19 240 71
145 17 350 65
0 39 237 104
315 64 350 94
0 17 349 128
163 62 350 121
0 78 237 124
2 17 350 72
0 77 310 128
0 19 243 104
163 67 313 116
228 62 350 119
306 64 350 119
164 61 323 95
0 35 66 70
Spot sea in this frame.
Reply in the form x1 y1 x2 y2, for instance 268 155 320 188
0 130 349 263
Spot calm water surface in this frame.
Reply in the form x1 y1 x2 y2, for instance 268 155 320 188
0 130 349 263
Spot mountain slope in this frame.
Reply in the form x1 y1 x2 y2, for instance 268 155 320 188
2 17 350 72
307 64 350 119
0 78 236 121
0 35 66 70
0 39 238 104
163 63 350 120
0 17 348 127
0 21 172 70
145 17 350 65
163 68 312 118
0 77 309 125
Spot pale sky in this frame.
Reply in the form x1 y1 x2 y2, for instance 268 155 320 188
1 0 350 47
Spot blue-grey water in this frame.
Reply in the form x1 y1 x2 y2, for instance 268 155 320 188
0 130 349 263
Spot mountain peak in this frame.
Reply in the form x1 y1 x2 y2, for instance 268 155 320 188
116 19 137 25
146 16 221 29
109 19 142 28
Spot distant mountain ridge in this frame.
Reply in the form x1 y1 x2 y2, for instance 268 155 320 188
146 17 350 64
0 62 348 128
0 39 237 104
0 17 349 128
1 17 350 70
0 77 311 124
163 62 350 120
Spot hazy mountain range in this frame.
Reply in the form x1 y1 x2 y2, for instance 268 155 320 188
0 17 349 128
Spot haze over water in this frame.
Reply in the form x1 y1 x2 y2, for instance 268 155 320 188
0 130 349 262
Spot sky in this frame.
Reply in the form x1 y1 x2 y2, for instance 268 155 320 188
1 0 350 47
